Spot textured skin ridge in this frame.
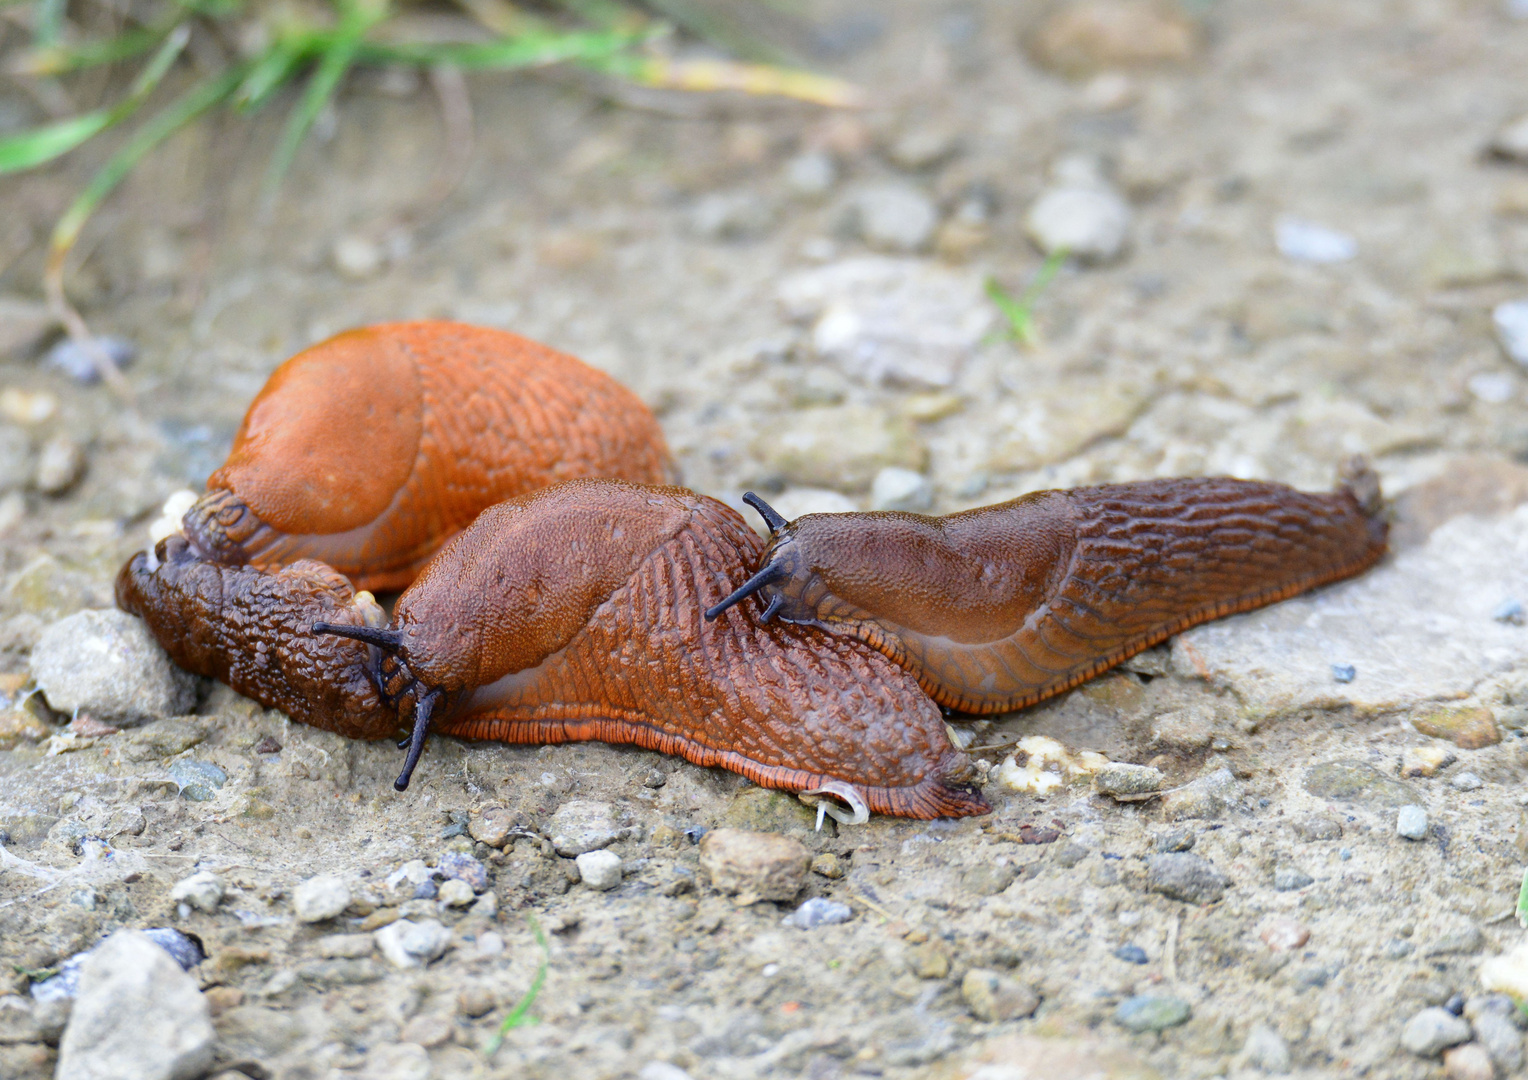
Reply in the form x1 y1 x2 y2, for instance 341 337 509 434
115 538 396 737
437 494 987 819
757 477 1388 715
184 322 674 592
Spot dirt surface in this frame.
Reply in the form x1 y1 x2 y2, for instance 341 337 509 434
4 1 1528 1078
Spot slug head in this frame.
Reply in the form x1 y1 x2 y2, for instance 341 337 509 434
116 537 398 740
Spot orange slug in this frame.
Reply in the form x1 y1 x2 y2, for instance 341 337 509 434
705 460 1388 715
181 320 675 592
118 480 986 818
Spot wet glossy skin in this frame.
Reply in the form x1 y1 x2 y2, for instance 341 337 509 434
181 321 675 592
120 480 986 818
710 471 1389 715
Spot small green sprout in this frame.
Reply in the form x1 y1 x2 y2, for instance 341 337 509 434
985 248 1069 347
483 913 550 1058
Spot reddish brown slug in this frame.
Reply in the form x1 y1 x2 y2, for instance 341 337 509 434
706 462 1388 715
119 479 987 819
182 321 675 592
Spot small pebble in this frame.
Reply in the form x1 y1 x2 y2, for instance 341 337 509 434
1024 185 1130 262
1443 1043 1497 1080
437 851 490 893
1451 771 1484 792
1144 852 1230 905
458 985 497 1018
1385 938 1415 960
1396 805 1429 840
1493 598 1525 625
888 126 959 170
690 193 774 241
437 878 476 907
46 337 135 383
1273 866 1314 892
782 897 852 930
169 759 227 801
1492 114 1528 162
960 968 1040 1022
1095 762 1164 797
293 875 351 923
698 828 810 902
852 184 938 252
467 806 523 847
1154 828 1195 852
412 880 438 901
373 919 451 969
1260 917 1311 952
548 799 623 856
1242 1021 1292 1074
1400 744 1456 778
1331 663 1357 683
1464 996 1525 1072
1114 994 1191 1033
1275 217 1357 263
785 152 837 197
332 235 384 280
34 436 85 495
1400 1006 1473 1057
1112 944 1148 964
870 466 933 512
472 930 504 958
576 849 622 891
810 852 845 879
1492 300 1528 368
169 870 223 914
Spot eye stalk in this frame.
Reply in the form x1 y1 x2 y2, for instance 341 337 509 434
312 620 436 791
743 491 788 534
704 561 786 622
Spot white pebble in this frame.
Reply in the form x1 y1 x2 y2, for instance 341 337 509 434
1396 804 1428 840
576 849 622 891
1493 301 1528 368
870 467 933 513
1275 216 1357 264
169 871 223 915
332 235 384 280
853 184 938 252
1451 771 1484 792
373 919 451 969
437 878 476 908
1024 186 1130 262
785 152 836 197
293 875 351 923
1467 371 1516 404
34 436 85 495
1400 1006 1472 1057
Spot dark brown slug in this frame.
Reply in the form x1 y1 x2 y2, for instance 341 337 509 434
182 321 675 593
119 479 987 819
706 461 1388 715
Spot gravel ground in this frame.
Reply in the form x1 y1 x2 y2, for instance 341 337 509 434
4 1 1528 1078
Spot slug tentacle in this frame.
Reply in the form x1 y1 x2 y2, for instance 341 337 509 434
395 689 441 792
182 321 675 592
718 471 1389 715
743 491 788 533
703 559 787 621
312 622 405 652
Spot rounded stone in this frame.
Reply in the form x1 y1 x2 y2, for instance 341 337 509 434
1024 186 1130 262
699 828 811 902
169 871 224 915
1400 1006 1473 1057
576 849 622 891
870 467 933 512
293 875 351 923
30 609 197 726
853 184 938 252
1114 994 1191 1033
1396 804 1429 841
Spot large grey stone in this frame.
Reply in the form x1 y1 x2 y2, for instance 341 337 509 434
1400 1006 1472 1057
55 930 215 1080
777 257 993 388
1173 507 1528 719
30 609 197 725
547 799 625 856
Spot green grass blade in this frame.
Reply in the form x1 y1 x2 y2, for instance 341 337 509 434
233 35 314 112
985 249 1068 346
483 914 549 1058
260 0 387 205
357 28 647 71
49 64 244 260
0 25 191 174
1516 866 1528 929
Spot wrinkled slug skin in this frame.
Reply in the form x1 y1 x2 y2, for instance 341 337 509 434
748 476 1389 715
115 536 396 738
392 480 987 819
182 321 675 592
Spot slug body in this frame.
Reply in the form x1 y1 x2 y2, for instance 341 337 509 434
182 321 675 592
709 472 1388 715
120 480 986 818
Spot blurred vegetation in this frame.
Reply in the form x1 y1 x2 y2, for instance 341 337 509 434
0 0 858 385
